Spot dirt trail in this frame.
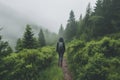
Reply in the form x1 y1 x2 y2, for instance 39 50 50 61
62 58 73 80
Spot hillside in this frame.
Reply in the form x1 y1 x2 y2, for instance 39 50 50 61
0 3 42 48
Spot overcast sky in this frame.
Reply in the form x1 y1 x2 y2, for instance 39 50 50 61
0 0 97 33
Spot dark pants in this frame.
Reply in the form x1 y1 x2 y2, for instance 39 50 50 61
59 52 64 61
58 52 64 66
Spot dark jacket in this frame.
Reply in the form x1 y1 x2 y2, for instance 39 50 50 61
56 38 65 53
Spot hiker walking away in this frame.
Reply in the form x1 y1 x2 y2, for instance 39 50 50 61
56 37 65 67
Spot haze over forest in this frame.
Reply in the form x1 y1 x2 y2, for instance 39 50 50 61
0 0 96 47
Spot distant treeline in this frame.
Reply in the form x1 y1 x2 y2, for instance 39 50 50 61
15 24 58 52
65 0 120 79
58 0 120 42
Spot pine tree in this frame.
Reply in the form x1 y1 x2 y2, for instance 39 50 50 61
76 14 83 38
68 10 75 22
23 24 35 49
65 10 77 41
84 3 92 25
15 38 23 52
110 0 120 32
93 0 120 36
38 29 46 47
0 35 12 58
33 37 39 48
94 0 103 16
80 3 92 41
58 24 64 37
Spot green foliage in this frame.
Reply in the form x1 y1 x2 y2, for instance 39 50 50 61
40 66 64 80
92 0 120 38
0 35 13 80
106 32 120 40
39 55 64 80
65 10 77 41
67 37 120 80
23 24 37 49
15 38 23 52
76 3 93 41
65 0 120 41
58 24 64 38
0 46 56 80
58 0 120 42
16 24 41 51
0 36 13 58
38 29 46 47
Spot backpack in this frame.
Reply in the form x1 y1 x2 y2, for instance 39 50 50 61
58 42 64 51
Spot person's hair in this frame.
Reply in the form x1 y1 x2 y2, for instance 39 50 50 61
59 37 64 42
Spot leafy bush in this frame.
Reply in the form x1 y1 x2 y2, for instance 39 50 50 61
67 37 120 80
0 46 55 80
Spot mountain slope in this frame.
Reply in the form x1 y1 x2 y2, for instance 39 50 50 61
0 2 41 48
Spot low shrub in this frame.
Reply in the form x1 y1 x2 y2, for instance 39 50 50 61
67 37 120 80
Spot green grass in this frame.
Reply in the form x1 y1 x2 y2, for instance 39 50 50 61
39 55 64 80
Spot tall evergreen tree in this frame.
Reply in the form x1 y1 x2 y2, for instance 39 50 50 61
38 29 46 47
0 35 12 58
80 3 92 41
58 24 64 37
110 0 120 32
65 10 77 41
94 0 103 16
23 24 35 49
76 14 83 38
84 3 92 25
15 38 23 52
68 10 75 22
93 0 120 36
33 37 39 48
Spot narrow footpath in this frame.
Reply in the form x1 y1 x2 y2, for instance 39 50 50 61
62 58 73 80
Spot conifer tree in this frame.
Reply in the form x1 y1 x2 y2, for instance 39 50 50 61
23 24 35 49
110 0 120 32
94 0 103 16
58 24 64 37
65 10 77 41
15 38 23 52
0 35 12 58
84 3 92 25
81 3 92 41
38 29 46 47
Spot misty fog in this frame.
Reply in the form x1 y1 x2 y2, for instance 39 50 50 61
0 0 96 48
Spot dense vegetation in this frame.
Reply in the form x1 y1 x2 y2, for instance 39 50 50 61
67 37 120 80
0 36 13 58
15 24 58 52
0 0 120 80
0 43 63 80
0 26 63 80
0 46 54 79
63 0 120 80
58 0 120 42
